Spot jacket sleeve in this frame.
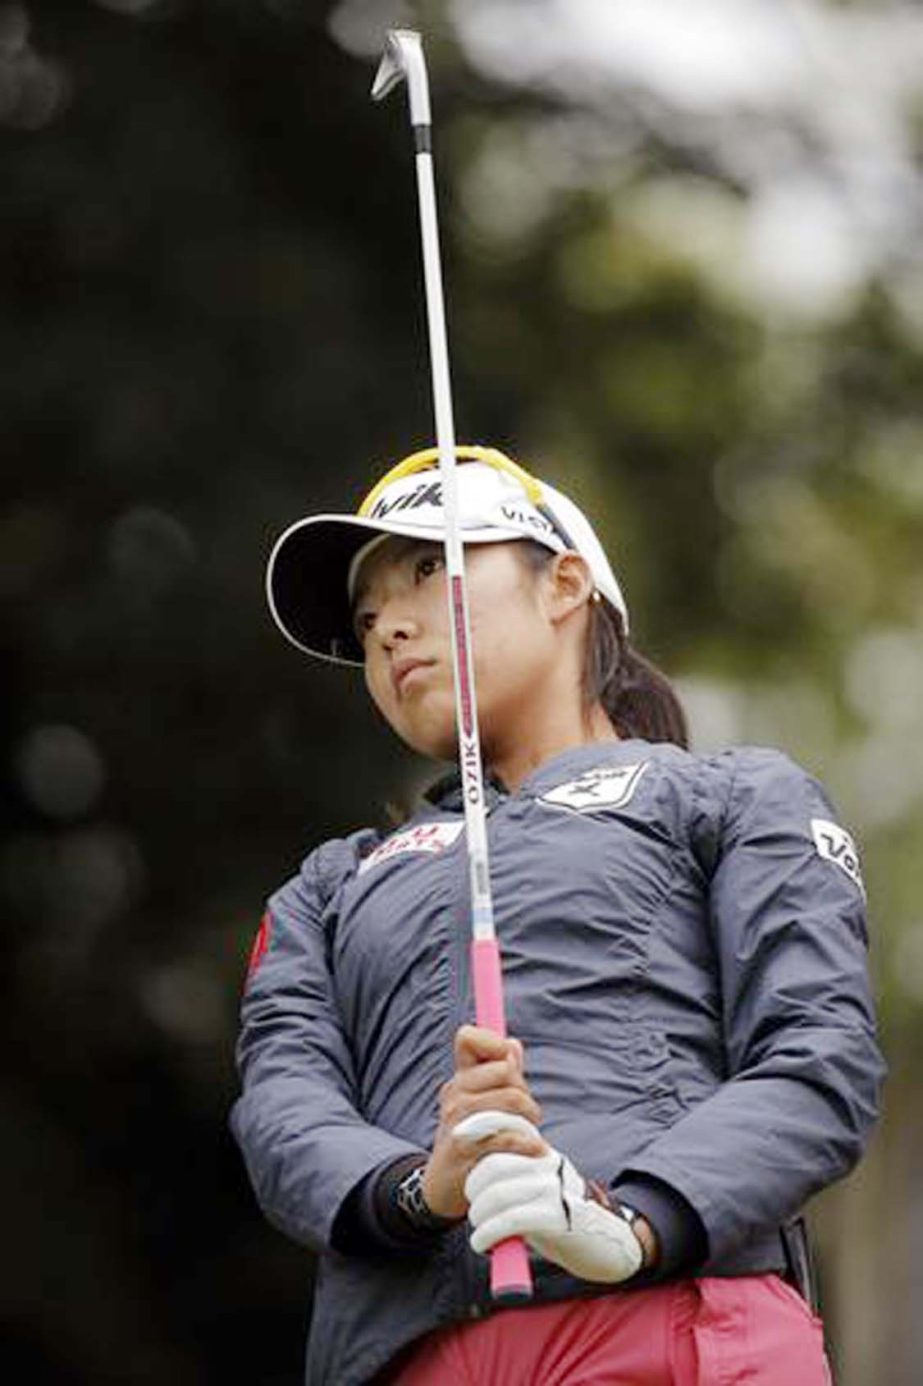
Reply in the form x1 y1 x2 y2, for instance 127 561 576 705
229 840 424 1253
616 748 886 1264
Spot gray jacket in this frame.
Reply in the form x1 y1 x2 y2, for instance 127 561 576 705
231 740 885 1384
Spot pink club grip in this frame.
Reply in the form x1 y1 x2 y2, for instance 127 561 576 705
470 938 534 1302
471 936 508 1035
489 1234 533 1302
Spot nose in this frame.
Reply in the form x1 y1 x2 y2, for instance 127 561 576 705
375 599 421 649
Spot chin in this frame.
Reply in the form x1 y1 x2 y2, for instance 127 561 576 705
387 705 456 762
402 728 458 764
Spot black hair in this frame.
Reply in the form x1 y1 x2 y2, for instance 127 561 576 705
585 595 689 748
518 541 689 750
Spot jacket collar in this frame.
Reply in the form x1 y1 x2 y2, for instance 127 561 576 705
423 739 655 811
423 769 508 813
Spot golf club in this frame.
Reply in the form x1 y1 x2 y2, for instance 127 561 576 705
372 28 533 1303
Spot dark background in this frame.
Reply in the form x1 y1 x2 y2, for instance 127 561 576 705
3 2 920 1381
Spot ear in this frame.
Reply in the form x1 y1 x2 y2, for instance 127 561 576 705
544 552 595 626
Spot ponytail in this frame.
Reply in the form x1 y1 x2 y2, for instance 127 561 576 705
584 597 689 749
515 539 689 748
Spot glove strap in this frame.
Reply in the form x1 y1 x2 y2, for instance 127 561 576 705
585 1182 649 1272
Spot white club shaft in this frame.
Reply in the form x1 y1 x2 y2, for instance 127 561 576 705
373 31 495 945
413 153 495 944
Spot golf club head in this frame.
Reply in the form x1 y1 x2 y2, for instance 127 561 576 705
371 29 430 125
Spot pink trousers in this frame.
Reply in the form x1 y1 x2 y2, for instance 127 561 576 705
385 1275 833 1385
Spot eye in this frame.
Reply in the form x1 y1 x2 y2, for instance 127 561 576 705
353 609 376 646
414 552 444 583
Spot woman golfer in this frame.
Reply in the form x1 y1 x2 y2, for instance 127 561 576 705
232 446 884 1385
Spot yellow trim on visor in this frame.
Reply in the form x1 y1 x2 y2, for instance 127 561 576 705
357 444 545 518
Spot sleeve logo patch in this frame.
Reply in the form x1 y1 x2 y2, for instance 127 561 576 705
538 762 648 816
811 818 866 898
245 911 272 985
358 820 464 875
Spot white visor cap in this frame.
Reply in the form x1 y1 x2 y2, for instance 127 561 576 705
266 451 629 666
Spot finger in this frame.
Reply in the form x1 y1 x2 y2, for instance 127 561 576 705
453 1130 547 1175
454 1025 509 1069
453 1058 530 1095
508 1037 525 1071
469 1199 558 1256
484 1130 547 1161
445 1087 542 1130
453 1109 539 1144
465 1151 555 1208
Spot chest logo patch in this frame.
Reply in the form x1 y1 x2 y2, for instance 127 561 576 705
811 818 866 898
538 762 649 816
358 820 464 875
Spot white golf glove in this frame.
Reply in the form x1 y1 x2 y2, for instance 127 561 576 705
454 1110 644 1284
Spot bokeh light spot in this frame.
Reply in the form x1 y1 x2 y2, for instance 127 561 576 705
14 724 106 820
106 506 197 596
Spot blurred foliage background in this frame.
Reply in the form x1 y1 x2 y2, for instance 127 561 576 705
2 0 920 1381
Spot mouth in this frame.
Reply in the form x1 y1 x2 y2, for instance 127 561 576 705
392 658 434 695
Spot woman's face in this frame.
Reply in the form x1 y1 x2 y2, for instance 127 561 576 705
353 538 565 763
